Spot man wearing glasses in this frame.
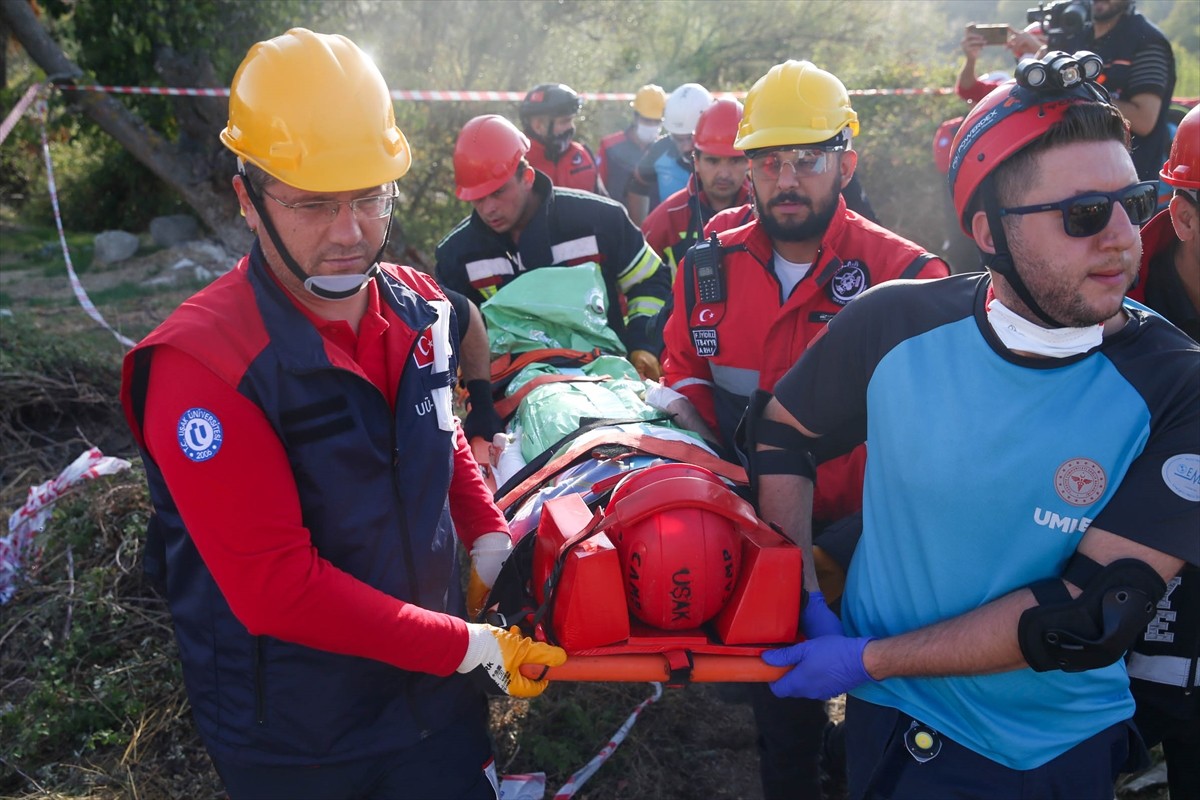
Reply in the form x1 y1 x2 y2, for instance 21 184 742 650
120 29 564 799
659 60 948 800
748 54 1198 798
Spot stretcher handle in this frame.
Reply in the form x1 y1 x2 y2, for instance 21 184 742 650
520 653 788 683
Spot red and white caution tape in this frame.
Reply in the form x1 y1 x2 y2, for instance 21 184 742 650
1 448 132 603
54 84 960 101
0 82 43 146
36 102 138 349
550 681 664 799
59 84 229 98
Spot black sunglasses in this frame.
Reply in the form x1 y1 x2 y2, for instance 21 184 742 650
999 181 1158 238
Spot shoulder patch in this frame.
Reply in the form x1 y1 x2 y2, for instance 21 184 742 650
177 408 223 462
828 260 869 305
1162 454 1200 502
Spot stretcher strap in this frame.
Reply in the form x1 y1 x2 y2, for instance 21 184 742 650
497 427 748 512
493 374 610 420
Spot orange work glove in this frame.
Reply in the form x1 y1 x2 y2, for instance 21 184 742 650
456 624 567 698
466 532 511 620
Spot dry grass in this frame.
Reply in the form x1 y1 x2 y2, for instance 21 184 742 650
0 238 1170 800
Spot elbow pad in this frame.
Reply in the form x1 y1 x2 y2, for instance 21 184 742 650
734 390 817 490
1018 554 1166 673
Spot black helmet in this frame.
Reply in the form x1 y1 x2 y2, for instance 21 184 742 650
519 83 583 123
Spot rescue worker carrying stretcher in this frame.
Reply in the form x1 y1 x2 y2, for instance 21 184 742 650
659 60 949 800
749 50 1198 799
120 29 565 800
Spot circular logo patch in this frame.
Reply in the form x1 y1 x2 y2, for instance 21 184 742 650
177 407 223 462
1054 457 1106 506
1161 454 1200 502
829 261 868 305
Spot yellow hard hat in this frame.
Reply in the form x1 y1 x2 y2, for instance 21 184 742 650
220 28 411 192
734 60 859 152
631 84 668 120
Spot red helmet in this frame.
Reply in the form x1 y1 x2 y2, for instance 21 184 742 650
948 69 1111 234
453 115 530 201
693 97 745 158
932 116 965 175
1161 105 1200 189
604 463 746 631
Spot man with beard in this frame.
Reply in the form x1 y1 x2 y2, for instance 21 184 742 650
520 83 605 195
749 54 1197 798
659 60 948 800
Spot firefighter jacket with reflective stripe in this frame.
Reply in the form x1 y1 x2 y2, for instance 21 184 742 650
120 247 487 766
641 174 752 277
662 197 949 522
527 138 603 194
435 170 669 354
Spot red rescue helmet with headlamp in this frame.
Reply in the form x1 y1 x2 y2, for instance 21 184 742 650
1161 105 1200 190
693 97 745 158
948 51 1109 234
453 115 530 202
604 463 744 631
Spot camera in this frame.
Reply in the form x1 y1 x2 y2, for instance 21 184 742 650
1026 0 1093 51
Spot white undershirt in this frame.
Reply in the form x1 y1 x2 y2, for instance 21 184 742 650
773 250 812 298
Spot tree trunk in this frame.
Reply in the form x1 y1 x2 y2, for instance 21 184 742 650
0 0 252 253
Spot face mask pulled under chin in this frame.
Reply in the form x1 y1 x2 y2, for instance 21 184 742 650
985 295 1103 357
635 122 661 145
304 272 373 298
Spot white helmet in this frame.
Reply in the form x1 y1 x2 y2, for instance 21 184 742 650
663 83 714 135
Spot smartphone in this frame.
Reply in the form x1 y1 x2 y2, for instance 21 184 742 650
970 23 1010 46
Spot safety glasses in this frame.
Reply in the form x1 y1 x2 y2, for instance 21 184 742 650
999 181 1157 237
262 186 398 223
750 146 844 181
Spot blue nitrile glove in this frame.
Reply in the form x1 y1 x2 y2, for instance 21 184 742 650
763 635 875 700
802 590 844 640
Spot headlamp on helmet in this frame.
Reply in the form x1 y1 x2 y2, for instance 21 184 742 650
1015 50 1103 90
949 49 1113 235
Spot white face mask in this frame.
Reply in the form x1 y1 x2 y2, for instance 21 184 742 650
304 273 373 298
985 295 1104 357
635 122 661 145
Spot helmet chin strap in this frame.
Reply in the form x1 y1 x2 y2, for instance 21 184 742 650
240 173 388 301
979 176 1068 329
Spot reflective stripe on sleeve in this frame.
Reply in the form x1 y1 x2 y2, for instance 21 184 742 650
617 244 662 293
